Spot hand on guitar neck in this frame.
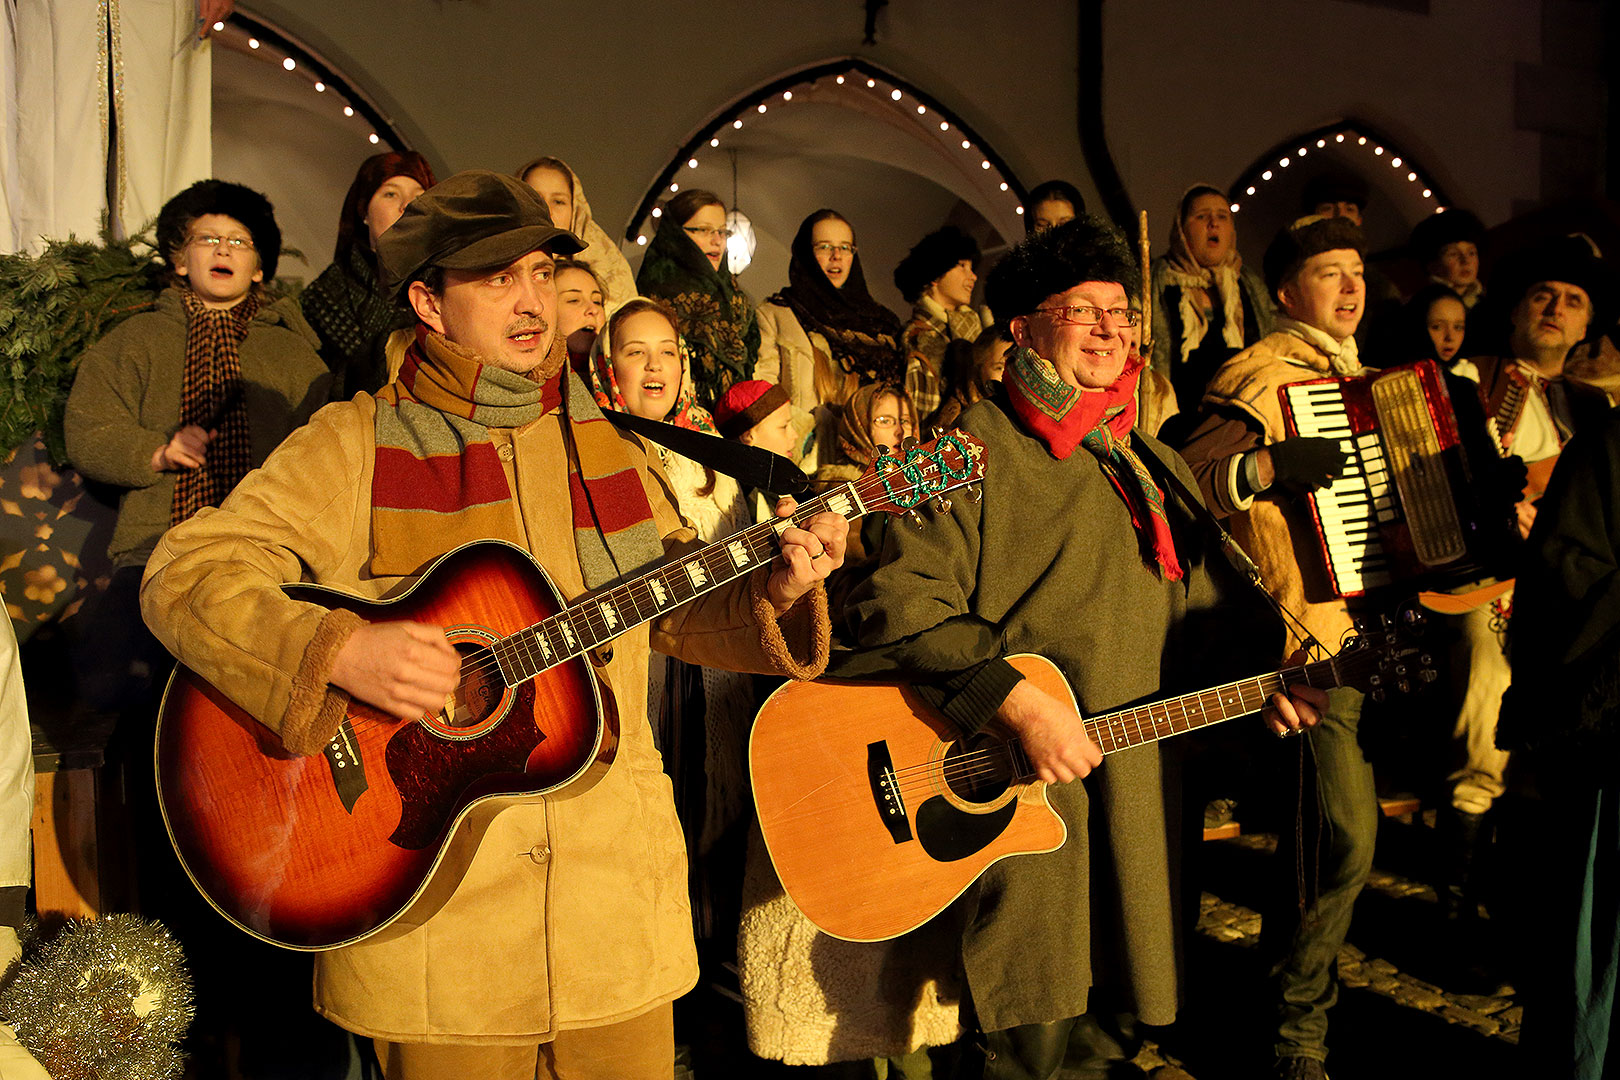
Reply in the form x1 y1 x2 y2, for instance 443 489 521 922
330 621 461 723
763 496 849 615
1260 648 1328 737
997 647 1329 782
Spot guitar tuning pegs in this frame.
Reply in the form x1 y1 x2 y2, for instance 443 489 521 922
1397 678 1412 695
906 509 926 530
1372 688 1387 703
901 435 919 452
1420 668 1438 684
966 483 983 504
932 494 952 514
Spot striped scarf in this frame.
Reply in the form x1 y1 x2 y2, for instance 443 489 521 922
372 329 663 588
1002 346 1183 581
171 289 260 525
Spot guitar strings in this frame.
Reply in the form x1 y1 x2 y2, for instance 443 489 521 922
403 464 969 690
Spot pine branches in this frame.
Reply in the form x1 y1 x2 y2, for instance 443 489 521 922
0 227 164 462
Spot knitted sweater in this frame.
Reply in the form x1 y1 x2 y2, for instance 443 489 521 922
63 288 330 568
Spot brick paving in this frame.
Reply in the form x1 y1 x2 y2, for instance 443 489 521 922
1133 827 1522 1079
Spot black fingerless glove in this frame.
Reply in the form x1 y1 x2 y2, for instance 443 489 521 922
1269 436 1349 493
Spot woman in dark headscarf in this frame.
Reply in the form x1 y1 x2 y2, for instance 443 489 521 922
756 209 907 414
300 150 435 396
635 188 759 408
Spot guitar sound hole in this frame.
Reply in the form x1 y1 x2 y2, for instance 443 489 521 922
437 641 506 729
941 735 1014 804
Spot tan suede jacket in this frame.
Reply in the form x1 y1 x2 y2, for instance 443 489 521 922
141 392 829 1044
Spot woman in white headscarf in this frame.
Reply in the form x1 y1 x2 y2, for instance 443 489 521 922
516 155 637 310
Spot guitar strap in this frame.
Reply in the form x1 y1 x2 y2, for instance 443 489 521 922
1131 433 1324 657
602 408 813 499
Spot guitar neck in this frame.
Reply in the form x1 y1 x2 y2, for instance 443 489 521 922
487 483 866 686
1081 657 1340 757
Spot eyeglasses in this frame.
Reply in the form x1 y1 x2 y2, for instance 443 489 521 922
871 415 914 430
812 242 856 257
188 234 255 251
684 225 733 241
1029 305 1142 327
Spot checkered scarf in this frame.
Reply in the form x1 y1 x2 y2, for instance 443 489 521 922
171 289 260 525
1002 346 1183 580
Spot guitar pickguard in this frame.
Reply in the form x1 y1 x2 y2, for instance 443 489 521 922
914 796 1017 862
385 682 542 850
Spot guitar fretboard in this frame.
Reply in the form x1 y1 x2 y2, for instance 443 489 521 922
487 484 864 686
1083 658 1339 756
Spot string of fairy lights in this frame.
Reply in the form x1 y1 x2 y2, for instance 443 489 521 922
215 15 405 154
624 60 1028 249
1229 122 1451 217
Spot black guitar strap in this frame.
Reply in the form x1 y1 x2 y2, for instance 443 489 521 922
602 408 813 499
1131 433 1323 657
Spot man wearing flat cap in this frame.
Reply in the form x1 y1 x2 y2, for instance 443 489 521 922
141 170 844 1079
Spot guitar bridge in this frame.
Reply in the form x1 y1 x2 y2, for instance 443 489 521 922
867 741 912 845
323 719 369 814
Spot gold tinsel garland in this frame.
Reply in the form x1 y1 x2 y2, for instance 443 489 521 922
0 914 193 1079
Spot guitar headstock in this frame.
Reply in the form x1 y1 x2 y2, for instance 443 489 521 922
1333 613 1438 701
856 432 987 521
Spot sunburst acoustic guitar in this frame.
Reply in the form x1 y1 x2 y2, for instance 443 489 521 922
155 432 986 950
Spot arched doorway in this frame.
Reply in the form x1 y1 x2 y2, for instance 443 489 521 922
211 12 414 288
624 59 1028 315
1226 119 1454 266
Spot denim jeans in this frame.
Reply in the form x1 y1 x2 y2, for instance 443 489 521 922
1268 687 1376 1062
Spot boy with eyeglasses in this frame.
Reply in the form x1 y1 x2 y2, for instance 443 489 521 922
64 178 329 753
60 177 333 1072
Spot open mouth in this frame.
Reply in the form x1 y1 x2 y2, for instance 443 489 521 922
641 380 668 396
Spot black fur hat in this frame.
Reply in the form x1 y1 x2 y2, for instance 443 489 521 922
1409 209 1485 266
155 180 282 281
894 226 980 303
985 215 1141 321
1263 215 1367 296
1495 233 1616 338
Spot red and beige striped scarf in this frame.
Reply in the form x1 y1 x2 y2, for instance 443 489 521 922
171 289 260 524
372 329 664 587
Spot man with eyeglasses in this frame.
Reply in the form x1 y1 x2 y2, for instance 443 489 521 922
1179 215 1374 1080
848 217 1321 1078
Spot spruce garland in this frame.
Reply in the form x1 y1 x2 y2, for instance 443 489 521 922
0 227 165 463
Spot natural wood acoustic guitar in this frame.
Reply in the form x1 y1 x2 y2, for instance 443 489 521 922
751 624 1431 942
155 432 986 950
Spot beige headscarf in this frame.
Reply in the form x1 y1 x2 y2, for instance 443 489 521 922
515 156 637 311
1161 183 1247 368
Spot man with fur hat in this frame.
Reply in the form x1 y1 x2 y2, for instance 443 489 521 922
895 225 988 423
1431 234 1615 927
848 217 1322 1078
1179 214 1376 1080
140 170 844 1079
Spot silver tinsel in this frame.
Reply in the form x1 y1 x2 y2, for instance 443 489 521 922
0 914 193 1080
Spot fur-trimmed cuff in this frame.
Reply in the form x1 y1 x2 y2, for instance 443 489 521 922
281 607 364 756
749 573 831 681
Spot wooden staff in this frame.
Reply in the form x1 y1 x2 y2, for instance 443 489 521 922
1137 209 1152 356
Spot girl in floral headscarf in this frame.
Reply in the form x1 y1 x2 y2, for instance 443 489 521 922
1148 183 1275 409
591 296 754 957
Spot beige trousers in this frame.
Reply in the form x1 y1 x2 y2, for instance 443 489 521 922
1448 601 1514 815
375 1003 673 1080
